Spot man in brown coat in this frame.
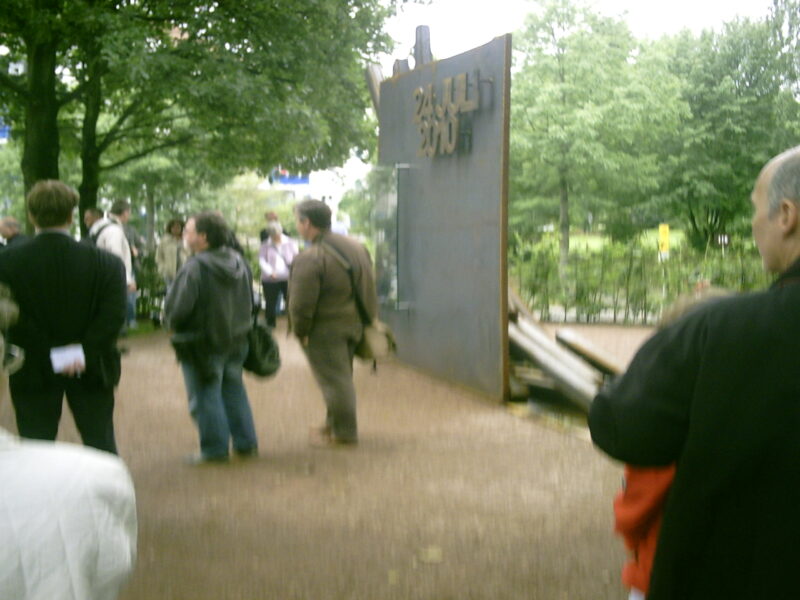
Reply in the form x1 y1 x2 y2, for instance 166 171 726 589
289 199 377 446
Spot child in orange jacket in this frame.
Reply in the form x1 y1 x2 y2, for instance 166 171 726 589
612 282 727 599
614 464 676 598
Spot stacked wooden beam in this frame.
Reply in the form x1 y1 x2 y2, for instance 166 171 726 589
508 288 621 413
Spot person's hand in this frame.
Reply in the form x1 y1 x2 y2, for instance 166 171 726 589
61 360 86 377
128 282 137 292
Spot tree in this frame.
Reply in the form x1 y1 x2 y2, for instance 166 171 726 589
339 164 395 237
657 17 800 250
511 0 685 270
0 0 397 228
0 142 25 220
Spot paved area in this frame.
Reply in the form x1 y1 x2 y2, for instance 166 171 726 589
2 321 654 600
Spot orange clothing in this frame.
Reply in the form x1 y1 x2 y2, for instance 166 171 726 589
614 464 676 594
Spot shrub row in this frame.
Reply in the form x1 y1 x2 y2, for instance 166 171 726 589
510 236 774 324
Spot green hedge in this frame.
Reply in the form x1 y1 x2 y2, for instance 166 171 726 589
510 236 774 324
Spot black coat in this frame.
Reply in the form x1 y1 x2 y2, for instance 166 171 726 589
0 231 126 391
589 260 800 599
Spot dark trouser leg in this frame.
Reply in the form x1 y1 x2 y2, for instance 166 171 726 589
220 341 259 453
180 355 231 459
64 378 118 454
10 378 64 441
262 281 282 327
304 325 360 442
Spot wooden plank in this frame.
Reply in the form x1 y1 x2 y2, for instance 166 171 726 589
513 365 557 390
509 322 599 411
516 315 602 386
555 327 624 377
508 286 538 323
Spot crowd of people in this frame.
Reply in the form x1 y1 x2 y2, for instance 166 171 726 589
3 144 800 599
0 183 377 598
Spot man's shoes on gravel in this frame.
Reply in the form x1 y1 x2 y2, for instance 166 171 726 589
183 453 229 466
308 425 357 448
234 447 259 459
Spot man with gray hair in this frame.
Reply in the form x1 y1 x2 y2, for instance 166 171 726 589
258 219 298 327
589 147 800 598
0 216 29 250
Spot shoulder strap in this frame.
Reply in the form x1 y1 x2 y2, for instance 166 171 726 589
90 222 111 244
319 241 371 325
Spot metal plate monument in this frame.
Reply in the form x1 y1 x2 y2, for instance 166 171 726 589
377 35 511 400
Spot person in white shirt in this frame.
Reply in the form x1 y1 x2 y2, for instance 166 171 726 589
258 221 298 327
89 201 136 293
0 278 137 600
88 201 138 332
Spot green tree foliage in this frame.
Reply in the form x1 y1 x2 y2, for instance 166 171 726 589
509 0 800 257
656 17 800 250
338 164 395 238
0 143 24 221
510 0 685 271
0 0 397 226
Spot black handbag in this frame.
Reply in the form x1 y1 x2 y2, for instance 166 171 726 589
170 331 215 381
243 316 280 377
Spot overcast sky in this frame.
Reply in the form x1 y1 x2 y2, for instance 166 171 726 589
379 0 775 72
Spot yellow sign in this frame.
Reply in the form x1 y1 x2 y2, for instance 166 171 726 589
658 224 670 255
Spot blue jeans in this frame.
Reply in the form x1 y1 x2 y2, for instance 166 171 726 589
180 341 258 458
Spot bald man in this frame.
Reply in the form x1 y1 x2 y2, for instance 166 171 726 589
0 216 29 250
589 147 800 598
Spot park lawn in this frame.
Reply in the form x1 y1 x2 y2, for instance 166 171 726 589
570 228 686 252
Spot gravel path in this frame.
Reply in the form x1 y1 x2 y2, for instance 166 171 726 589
3 321 654 599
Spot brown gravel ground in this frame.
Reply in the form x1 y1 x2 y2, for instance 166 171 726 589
1 320 654 600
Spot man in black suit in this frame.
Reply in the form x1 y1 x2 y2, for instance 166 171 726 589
0 180 126 453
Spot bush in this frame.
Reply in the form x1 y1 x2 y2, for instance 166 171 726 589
511 234 773 324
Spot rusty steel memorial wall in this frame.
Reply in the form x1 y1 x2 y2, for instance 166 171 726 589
377 35 511 400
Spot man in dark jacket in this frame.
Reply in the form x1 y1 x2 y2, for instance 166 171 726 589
289 199 377 446
589 146 800 599
164 211 258 464
0 180 126 454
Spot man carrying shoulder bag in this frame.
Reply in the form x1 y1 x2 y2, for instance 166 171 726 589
164 212 259 464
289 199 379 447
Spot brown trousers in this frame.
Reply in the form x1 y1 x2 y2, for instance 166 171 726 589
303 320 362 442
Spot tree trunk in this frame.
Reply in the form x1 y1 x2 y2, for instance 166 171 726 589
558 168 569 276
145 184 156 253
78 43 103 236
21 23 60 215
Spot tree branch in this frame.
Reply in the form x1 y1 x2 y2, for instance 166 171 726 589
97 98 148 153
100 135 194 172
0 70 27 98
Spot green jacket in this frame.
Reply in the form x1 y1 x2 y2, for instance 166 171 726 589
288 231 377 338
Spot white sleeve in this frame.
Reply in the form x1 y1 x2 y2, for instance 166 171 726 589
98 226 134 285
0 440 137 600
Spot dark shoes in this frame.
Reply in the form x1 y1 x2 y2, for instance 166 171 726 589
183 453 229 466
234 447 259 459
184 448 258 465
308 425 357 448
